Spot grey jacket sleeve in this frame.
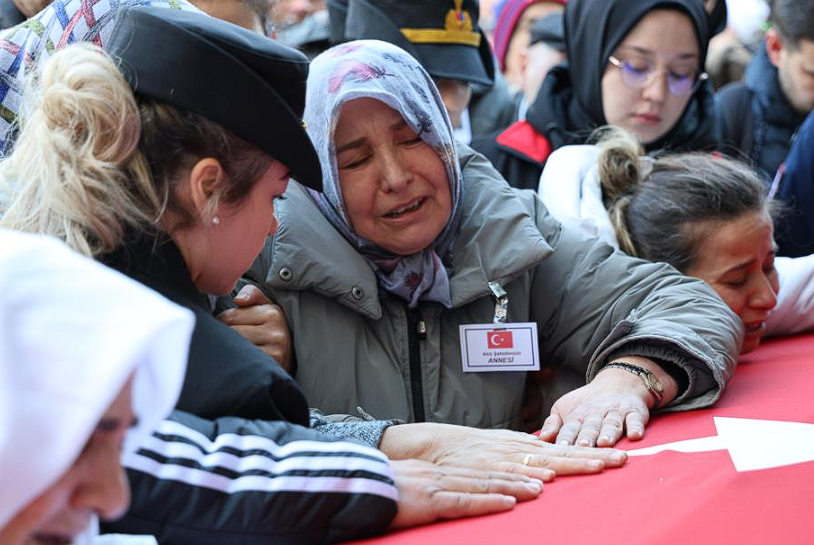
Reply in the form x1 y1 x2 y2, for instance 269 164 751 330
527 194 742 411
310 408 403 448
108 410 398 544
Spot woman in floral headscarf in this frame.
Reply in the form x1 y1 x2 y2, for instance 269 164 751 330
246 39 740 475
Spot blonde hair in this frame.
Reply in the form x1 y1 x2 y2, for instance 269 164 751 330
595 126 772 273
0 44 155 256
0 43 273 257
593 126 646 257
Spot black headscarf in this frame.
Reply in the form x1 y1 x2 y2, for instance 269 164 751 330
707 0 728 38
526 0 717 153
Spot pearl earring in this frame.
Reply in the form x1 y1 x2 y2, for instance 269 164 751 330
212 216 220 226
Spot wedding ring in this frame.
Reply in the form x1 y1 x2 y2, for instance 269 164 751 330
522 453 534 466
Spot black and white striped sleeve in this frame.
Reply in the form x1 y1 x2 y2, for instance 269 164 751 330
107 410 398 544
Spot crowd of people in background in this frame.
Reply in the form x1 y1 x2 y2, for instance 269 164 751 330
1 0 812 544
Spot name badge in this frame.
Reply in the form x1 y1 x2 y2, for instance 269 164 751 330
459 322 540 372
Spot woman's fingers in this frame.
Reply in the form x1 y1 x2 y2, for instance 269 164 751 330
522 440 629 473
528 443 627 466
429 491 516 521
218 302 284 327
436 474 543 501
538 413 563 442
437 465 542 482
232 283 272 307
520 453 605 475
495 441 628 479
414 462 544 499
574 413 605 447
625 410 647 440
532 442 623 459
390 460 534 529
496 461 556 482
554 418 584 446
553 408 647 447
218 300 292 369
597 411 627 447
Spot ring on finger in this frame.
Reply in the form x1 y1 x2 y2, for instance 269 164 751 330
522 453 534 466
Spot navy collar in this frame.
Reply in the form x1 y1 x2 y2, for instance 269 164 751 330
102 233 210 313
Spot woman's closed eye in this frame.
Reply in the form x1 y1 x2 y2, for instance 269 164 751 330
723 276 748 288
338 152 372 170
624 59 651 75
620 56 696 78
394 125 423 147
397 136 423 147
668 69 694 80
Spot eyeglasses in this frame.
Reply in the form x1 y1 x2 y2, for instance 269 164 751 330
608 56 709 97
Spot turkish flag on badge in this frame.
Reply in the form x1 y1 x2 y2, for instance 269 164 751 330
487 330 514 349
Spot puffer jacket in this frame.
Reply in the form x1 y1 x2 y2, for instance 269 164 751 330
247 145 741 428
775 110 814 257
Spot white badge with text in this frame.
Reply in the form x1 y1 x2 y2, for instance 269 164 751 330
459 322 540 372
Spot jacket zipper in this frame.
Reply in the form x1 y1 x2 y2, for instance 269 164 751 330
406 308 427 422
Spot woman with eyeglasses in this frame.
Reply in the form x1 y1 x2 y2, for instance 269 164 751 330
471 0 716 191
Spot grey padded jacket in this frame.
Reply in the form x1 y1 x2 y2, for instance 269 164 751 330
247 145 741 429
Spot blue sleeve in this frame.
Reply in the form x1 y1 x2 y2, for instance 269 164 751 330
776 110 814 257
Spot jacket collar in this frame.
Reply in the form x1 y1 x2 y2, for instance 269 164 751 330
265 144 552 318
102 234 210 312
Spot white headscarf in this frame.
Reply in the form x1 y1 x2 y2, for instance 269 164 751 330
0 229 194 534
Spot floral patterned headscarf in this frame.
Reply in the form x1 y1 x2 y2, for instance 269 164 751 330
305 40 463 309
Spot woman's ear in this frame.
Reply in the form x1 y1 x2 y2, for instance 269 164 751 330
187 157 226 222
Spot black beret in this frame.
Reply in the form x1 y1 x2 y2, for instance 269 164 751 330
107 6 321 191
344 0 495 87
327 0 349 44
529 12 564 50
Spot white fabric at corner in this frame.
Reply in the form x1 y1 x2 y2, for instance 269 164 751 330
71 520 157 545
537 145 619 249
538 144 814 340
94 535 157 545
0 229 194 534
726 0 770 44
766 256 814 336
453 108 473 145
